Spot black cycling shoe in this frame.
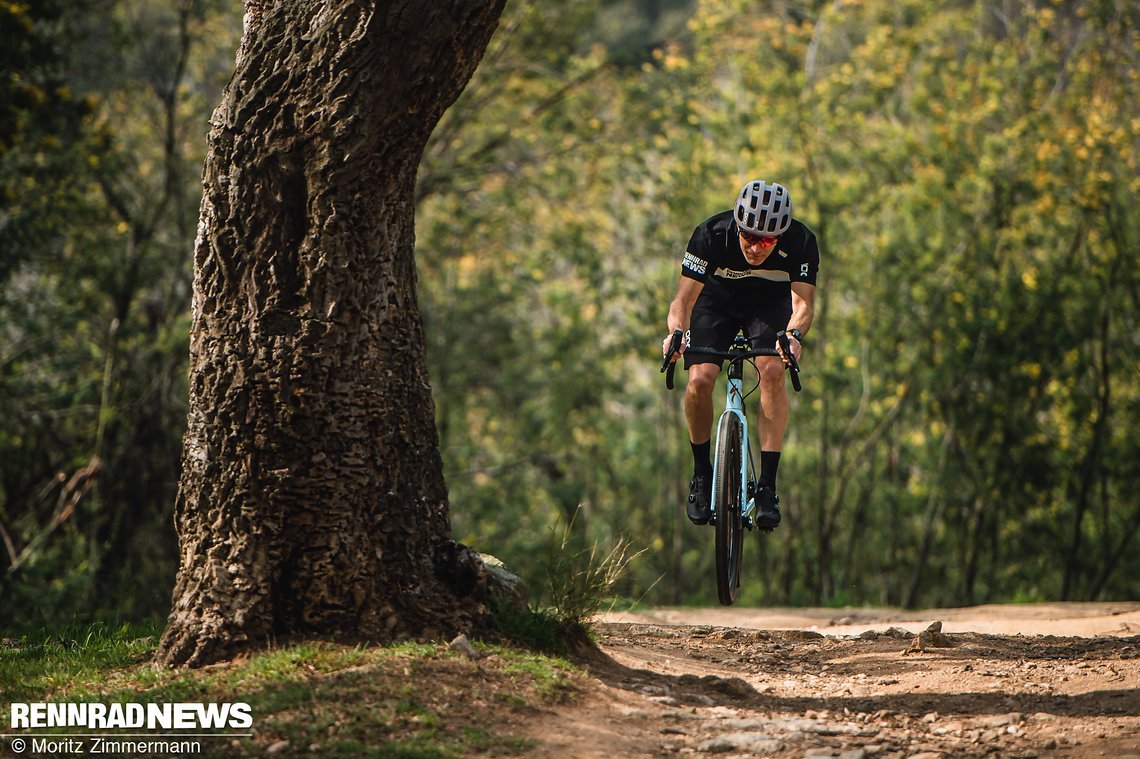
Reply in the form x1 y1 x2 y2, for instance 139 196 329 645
755 485 781 531
687 475 711 525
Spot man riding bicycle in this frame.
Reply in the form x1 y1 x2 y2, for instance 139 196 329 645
662 180 819 528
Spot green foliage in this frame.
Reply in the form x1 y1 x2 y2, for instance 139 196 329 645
543 508 644 627
2 0 1138 624
489 602 571 653
422 0 1140 610
0 0 103 281
490 507 643 652
0 0 241 626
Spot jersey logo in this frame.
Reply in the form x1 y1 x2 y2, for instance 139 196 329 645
713 267 790 282
682 252 708 275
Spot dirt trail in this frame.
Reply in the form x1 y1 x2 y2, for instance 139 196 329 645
531 603 1140 758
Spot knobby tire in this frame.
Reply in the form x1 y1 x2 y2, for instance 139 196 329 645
714 413 744 605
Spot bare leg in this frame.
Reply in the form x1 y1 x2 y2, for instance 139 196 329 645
684 363 720 444
756 356 788 451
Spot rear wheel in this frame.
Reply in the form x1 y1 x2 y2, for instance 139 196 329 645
714 413 745 605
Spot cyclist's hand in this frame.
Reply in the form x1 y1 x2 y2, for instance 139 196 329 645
776 334 802 363
662 329 687 363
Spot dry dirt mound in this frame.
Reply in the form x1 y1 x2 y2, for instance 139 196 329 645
598 601 1140 638
526 604 1140 758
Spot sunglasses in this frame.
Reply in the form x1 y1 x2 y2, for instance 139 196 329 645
740 229 779 246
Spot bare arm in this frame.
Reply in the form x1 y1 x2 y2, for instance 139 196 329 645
780 282 816 361
788 282 816 337
663 276 704 358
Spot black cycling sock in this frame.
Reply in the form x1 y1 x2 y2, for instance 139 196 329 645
691 440 712 478
760 451 781 488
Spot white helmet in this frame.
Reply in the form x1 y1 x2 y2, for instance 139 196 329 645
734 180 792 236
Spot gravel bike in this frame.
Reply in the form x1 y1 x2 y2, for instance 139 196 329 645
660 329 802 605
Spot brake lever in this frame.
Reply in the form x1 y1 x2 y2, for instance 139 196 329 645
776 331 802 393
661 329 684 390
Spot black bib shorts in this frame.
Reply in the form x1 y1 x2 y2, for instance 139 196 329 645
683 295 792 370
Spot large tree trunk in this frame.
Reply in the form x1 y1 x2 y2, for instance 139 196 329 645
157 0 506 668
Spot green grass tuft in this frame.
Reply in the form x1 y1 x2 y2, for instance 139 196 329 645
543 508 643 629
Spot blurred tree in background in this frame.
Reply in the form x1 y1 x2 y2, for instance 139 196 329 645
2 0 1136 629
0 0 239 625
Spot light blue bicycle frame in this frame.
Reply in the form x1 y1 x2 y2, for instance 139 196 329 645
709 363 757 529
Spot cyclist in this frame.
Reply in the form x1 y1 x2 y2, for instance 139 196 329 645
662 180 819 528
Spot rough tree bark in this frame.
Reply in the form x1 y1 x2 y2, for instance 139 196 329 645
156 0 506 667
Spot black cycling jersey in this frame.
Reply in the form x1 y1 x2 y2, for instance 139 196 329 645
681 209 819 311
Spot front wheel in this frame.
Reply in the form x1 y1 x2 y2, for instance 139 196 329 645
714 413 745 605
